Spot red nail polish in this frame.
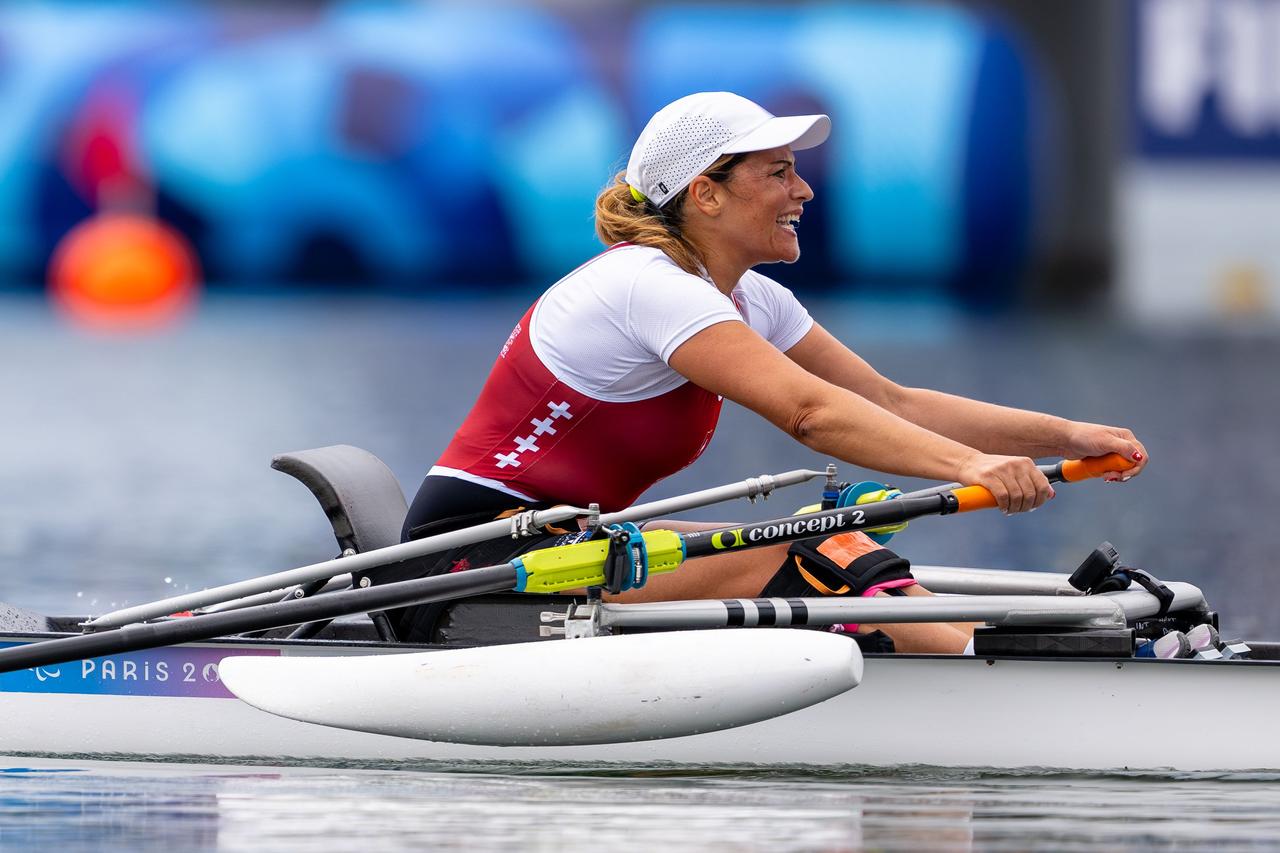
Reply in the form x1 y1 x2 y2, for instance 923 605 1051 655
1132 451 1143 461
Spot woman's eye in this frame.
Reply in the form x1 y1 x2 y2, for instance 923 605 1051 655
773 169 787 178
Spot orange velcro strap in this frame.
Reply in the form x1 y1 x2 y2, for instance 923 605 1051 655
815 531 884 565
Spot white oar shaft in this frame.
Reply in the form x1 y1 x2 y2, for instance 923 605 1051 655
84 506 582 631
599 469 821 525
85 468 822 630
195 574 354 615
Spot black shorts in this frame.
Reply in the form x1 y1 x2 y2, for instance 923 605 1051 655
366 475 588 642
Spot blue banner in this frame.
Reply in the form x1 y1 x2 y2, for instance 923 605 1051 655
0 641 278 699
1132 0 1280 160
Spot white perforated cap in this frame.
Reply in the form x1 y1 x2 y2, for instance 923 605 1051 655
625 92 830 208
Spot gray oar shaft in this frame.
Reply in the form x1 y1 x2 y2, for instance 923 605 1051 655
87 468 822 630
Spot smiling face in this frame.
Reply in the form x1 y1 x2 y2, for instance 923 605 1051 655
696 146 814 270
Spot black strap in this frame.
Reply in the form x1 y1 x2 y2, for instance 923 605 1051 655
1123 568 1176 618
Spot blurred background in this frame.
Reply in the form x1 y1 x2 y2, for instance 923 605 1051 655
2 0 1279 634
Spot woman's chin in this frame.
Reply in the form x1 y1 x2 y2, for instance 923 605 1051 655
751 239 801 266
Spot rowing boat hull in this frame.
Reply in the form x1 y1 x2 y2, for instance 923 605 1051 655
1 634 1275 771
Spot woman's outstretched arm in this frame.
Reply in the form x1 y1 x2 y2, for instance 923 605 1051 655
783 322 1147 480
668 320 1055 514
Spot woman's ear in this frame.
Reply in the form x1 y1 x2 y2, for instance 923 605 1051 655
686 176 723 218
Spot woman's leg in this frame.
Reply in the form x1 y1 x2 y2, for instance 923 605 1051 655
604 520 972 653
866 585 972 654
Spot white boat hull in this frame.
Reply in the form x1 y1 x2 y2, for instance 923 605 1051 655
218 630 863 746
1 636 1276 771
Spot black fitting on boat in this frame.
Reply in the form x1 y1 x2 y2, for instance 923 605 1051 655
938 492 960 515
599 522 649 595
1069 542 1121 592
1069 542 1176 617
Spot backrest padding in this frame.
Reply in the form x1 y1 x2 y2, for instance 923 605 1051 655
271 445 408 554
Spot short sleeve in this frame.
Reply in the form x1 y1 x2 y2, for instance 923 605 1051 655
625 260 744 363
737 271 814 352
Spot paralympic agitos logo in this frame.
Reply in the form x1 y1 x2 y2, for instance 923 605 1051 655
709 510 859 550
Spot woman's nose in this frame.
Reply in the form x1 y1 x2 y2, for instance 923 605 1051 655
793 173 814 201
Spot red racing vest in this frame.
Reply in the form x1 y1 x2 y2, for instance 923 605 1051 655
435 303 723 511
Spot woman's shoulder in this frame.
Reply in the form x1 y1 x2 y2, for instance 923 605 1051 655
548 243 712 302
584 243 695 280
737 268 796 297
733 270 813 347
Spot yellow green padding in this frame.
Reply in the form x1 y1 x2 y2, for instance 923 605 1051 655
516 529 685 593
854 489 908 537
797 484 908 543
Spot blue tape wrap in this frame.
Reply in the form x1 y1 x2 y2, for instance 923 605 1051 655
606 521 649 591
837 481 904 545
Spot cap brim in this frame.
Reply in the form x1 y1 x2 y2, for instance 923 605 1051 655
722 114 830 155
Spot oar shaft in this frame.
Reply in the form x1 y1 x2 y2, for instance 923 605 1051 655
599 469 822 525
85 508 580 631
0 566 518 675
679 495 953 561
514 495 964 593
87 468 822 631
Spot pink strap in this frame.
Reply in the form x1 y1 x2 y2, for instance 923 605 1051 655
828 578 919 634
860 577 918 598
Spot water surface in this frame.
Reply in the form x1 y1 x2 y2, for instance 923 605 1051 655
4 757 1280 851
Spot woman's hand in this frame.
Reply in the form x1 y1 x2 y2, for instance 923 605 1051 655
1061 422 1148 482
956 453 1055 515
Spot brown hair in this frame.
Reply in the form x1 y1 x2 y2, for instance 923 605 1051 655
593 153 747 276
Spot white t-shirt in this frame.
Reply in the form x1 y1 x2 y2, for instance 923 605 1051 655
530 244 814 402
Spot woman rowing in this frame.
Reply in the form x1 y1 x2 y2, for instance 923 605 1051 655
379 92 1147 652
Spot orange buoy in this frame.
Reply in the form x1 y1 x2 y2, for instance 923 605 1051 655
47 213 201 331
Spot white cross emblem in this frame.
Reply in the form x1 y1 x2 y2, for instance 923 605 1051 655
492 401 575 472
494 451 522 469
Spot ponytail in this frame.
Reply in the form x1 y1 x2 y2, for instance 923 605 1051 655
593 153 745 276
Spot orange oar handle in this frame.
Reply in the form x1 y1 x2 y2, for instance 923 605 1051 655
1058 453 1135 482
951 453 1137 513
953 485 998 513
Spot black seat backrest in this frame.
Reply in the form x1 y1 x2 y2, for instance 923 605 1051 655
271 445 408 554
